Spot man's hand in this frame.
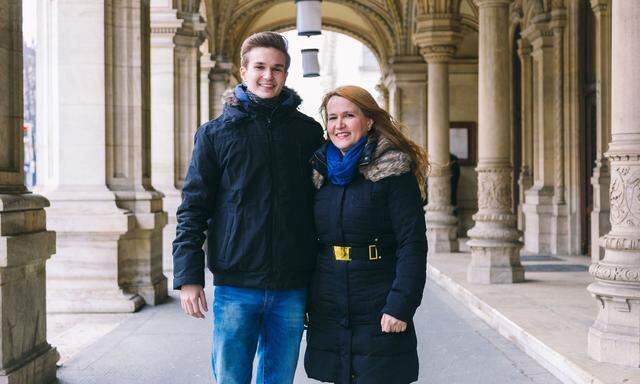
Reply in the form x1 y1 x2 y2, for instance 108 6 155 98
381 313 407 333
180 284 208 319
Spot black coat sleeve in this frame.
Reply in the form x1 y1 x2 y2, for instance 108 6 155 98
172 126 220 289
381 172 427 322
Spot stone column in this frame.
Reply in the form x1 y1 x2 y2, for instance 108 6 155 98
550 10 569 255
383 56 428 150
521 16 568 256
374 81 389 113
0 1 59 381
159 12 205 272
467 0 523 284
38 0 167 312
589 0 611 262
174 12 204 187
209 59 233 119
200 44 214 125
415 16 462 254
151 3 182 273
587 0 640 367
516 39 534 232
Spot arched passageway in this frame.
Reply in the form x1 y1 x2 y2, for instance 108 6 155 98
4 1 640 383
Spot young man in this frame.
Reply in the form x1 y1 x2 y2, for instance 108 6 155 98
172 32 324 384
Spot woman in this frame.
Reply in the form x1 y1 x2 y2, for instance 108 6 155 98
305 85 428 384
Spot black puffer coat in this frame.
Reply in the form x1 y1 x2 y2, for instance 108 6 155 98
304 136 427 384
173 85 324 290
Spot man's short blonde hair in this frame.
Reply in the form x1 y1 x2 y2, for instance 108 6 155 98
240 32 291 71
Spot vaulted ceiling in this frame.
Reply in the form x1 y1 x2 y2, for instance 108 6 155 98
197 0 481 72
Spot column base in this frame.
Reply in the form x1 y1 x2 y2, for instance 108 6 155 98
550 202 569 255
162 221 176 273
426 226 459 253
426 208 459 254
160 192 180 274
47 287 145 313
125 276 168 306
466 241 524 284
587 281 640 367
523 186 567 254
0 344 58 384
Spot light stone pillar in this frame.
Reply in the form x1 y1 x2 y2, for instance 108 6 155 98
587 0 640 367
415 16 462 254
589 0 612 262
200 46 214 125
374 82 389 113
467 0 523 284
151 3 182 273
521 15 568 256
37 0 167 312
516 38 534 233
383 56 428 150
161 12 205 271
0 1 59 381
209 59 233 119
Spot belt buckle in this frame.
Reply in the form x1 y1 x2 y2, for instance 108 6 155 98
333 246 351 261
368 245 381 260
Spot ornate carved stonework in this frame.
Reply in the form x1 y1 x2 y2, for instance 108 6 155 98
600 234 640 251
609 166 640 227
420 45 456 63
590 263 640 282
477 167 513 211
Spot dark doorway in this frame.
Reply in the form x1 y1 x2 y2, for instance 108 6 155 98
580 3 598 256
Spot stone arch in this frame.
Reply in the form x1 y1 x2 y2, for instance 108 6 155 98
250 21 386 75
212 0 402 66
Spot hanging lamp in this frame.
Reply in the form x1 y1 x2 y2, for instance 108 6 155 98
301 49 320 77
295 0 322 36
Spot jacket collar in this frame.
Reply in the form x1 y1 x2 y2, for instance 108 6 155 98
220 84 302 122
311 135 412 189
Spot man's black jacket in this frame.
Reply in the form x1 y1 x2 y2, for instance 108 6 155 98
172 85 324 290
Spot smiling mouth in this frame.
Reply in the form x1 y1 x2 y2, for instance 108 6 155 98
334 132 350 139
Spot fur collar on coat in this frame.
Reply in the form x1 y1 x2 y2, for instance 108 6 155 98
312 136 412 189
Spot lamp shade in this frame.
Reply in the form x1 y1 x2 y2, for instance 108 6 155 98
295 0 322 36
301 49 320 77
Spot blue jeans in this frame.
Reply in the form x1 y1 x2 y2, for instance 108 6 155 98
211 285 306 384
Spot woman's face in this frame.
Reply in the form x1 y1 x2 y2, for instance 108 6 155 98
326 96 373 154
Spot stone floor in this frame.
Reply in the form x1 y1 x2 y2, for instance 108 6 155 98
427 244 640 384
52 273 560 384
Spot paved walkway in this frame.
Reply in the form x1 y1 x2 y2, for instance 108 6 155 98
57 277 560 384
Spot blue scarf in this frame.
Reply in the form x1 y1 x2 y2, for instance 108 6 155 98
327 136 368 186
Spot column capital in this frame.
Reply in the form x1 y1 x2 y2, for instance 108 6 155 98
590 0 609 15
209 60 234 81
414 13 462 63
474 0 513 8
516 38 532 58
420 45 457 63
174 12 205 48
150 7 182 36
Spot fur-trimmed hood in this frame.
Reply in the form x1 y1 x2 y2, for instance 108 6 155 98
311 136 412 189
221 84 302 109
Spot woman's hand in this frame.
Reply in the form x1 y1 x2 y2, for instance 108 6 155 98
381 313 407 333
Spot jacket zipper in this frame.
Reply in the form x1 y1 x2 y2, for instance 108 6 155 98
266 115 277 283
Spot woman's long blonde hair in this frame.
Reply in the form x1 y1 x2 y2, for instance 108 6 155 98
320 85 428 195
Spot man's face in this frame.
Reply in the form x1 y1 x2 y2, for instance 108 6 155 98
240 47 288 99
